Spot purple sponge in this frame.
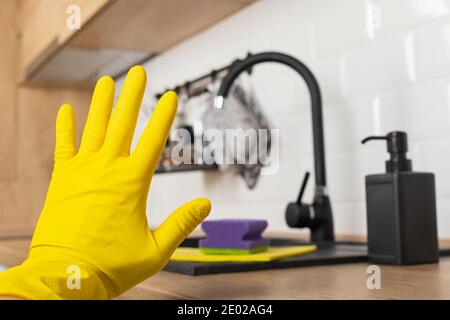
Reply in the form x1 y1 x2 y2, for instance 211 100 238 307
199 219 269 251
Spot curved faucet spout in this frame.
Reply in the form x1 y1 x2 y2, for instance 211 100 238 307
215 51 334 242
215 52 326 187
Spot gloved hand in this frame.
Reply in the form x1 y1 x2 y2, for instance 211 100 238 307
0 66 211 300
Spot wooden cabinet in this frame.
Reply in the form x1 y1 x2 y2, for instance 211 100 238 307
0 0 19 181
18 0 255 84
0 0 97 235
18 0 111 82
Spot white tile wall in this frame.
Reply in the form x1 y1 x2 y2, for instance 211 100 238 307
117 0 450 237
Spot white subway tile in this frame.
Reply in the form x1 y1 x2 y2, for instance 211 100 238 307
276 111 313 159
324 96 377 153
287 0 337 22
332 201 367 236
247 0 290 37
312 55 349 105
372 0 450 38
345 32 413 97
274 20 315 62
413 16 450 81
327 146 386 201
313 0 371 59
208 7 251 65
376 76 450 140
251 64 299 118
414 138 450 197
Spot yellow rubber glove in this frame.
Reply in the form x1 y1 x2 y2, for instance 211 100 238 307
0 66 211 300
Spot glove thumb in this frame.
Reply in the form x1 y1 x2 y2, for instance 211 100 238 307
153 198 211 255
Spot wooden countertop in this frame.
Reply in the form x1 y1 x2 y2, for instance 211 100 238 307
2 235 450 300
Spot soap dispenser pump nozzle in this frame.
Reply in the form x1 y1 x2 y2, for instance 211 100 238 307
362 131 412 173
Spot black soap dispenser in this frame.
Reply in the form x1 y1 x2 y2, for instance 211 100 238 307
362 131 439 265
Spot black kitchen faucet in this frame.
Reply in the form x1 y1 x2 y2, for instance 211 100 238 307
214 52 335 243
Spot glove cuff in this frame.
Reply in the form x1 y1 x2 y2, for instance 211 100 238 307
0 251 110 300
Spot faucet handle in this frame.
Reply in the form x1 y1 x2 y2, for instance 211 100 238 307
286 171 312 229
296 171 310 205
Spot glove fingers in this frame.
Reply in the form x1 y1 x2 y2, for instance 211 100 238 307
54 104 76 167
103 66 146 157
132 91 178 172
153 198 211 254
79 76 115 153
